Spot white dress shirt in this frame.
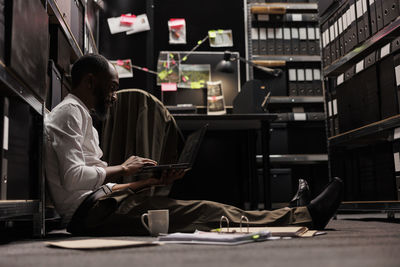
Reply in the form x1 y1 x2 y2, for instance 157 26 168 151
45 94 113 224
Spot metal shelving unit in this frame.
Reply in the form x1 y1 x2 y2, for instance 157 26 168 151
250 3 318 14
253 55 321 62
246 0 327 164
328 114 400 146
269 96 324 104
0 62 45 237
0 0 94 237
321 1 400 214
339 201 400 218
47 0 84 59
323 16 400 76
0 62 43 115
257 154 328 165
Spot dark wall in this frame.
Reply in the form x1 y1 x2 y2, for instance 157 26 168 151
99 0 246 99
99 0 151 93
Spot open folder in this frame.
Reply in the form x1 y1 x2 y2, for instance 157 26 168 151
214 226 322 238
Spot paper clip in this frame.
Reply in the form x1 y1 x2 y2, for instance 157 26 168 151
219 216 229 233
240 216 249 233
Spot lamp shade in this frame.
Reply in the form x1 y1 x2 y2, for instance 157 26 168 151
216 51 235 73
215 59 235 73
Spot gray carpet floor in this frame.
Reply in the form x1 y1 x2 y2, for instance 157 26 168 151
1 213 399 267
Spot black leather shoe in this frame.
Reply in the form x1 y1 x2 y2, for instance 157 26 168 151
307 177 343 230
289 179 311 207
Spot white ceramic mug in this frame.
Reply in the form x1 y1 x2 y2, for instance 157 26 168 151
141 209 169 236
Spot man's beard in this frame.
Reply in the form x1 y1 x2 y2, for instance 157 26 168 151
92 98 108 121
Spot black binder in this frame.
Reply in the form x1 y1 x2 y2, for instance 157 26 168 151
267 28 275 55
307 26 317 55
283 27 291 55
382 0 400 26
345 65 356 81
291 28 300 55
378 46 398 119
342 5 350 54
357 60 380 126
0 0 4 61
313 69 323 95
297 69 306 95
397 175 400 200
251 27 259 55
259 27 267 55
299 27 308 55
338 8 346 57
266 14 283 22
333 18 340 59
70 0 84 51
321 22 331 65
332 87 340 134
327 77 339 135
49 25 70 74
394 53 400 113
315 27 321 56
329 18 337 61
326 91 334 136
392 36 400 53
348 0 358 53
8 0 49 101
343 2 352 54
376 0 384 31
288 69 298 96
356 0 366 43
0 97 8 199
369 0 378 35
301 14 318 22
362 0 371 40
365 50 376 68
305 68 314 95
275 27 284 55
336 72 353 132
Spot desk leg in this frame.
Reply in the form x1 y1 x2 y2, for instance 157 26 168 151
261 121 271 210
248 130 258 210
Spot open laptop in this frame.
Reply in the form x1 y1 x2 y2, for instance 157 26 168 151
140 124 208 173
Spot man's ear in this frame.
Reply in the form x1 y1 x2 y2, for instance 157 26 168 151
86 73 95 93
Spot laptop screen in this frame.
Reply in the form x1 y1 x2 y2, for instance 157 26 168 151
178 124 208 165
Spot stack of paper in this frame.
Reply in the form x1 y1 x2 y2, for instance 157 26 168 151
158 230 274 245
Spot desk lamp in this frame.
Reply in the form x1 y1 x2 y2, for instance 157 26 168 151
216 51 282 77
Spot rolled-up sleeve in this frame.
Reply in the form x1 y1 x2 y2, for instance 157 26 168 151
47 104 106 191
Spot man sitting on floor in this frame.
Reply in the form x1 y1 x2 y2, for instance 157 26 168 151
45 54 343 236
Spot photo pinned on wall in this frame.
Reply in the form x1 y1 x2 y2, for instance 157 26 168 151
208 29 233 47
207 81 226 115
107 13 150 35
110 59 133 78
157 52 180 85
126 14 151 35
168 19 186 44
179 64 211 89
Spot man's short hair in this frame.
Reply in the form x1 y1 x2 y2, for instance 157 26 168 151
71 54 110 88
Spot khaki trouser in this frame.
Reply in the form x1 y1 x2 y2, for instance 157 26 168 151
75 189 313 236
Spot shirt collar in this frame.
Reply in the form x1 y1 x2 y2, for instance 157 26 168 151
66 93 91 114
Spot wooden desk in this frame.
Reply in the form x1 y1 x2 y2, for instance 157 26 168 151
171 114 277 210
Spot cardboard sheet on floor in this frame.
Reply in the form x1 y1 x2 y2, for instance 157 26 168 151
46 239 159 250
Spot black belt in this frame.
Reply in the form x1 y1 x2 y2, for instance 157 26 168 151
67 185 113 234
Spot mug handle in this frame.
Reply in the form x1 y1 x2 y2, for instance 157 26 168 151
141 213 150 232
